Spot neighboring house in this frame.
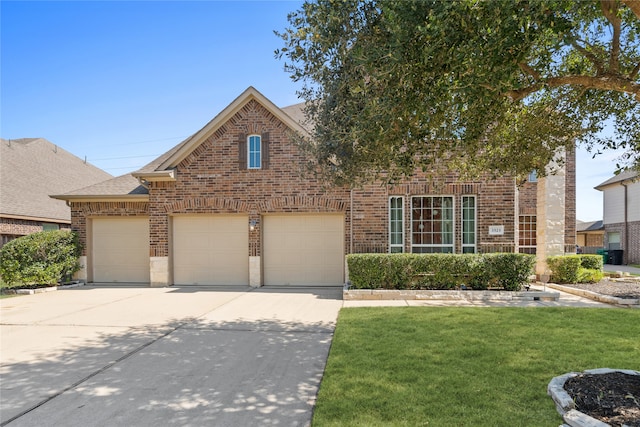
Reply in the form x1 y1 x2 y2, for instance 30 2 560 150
0 138 112 248
52 87 576 287
576 220 604 253
595 170 640 264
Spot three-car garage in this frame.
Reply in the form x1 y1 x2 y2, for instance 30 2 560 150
88 214 344 287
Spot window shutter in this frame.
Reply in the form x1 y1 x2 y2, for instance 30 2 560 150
262 132 270 169
238 133 247 170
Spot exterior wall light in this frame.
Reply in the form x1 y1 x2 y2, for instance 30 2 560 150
249 219 258 231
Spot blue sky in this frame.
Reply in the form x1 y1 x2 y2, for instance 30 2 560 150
1 0 623 221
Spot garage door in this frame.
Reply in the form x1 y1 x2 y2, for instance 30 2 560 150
92 217 149 283
173 215 248 286
263 214 344 286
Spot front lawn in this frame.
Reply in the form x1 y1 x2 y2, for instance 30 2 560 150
314 307 640 426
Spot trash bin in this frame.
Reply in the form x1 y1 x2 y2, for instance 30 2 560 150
609 249 624 265
597 249 608 265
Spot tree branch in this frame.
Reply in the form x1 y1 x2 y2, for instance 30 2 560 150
630 61 640 80
601 0 622 73
622 0 640 19
507 74 640 102
566 37 605 75
518 62 541 80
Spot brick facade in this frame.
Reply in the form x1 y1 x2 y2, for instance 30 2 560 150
61 88 577 285
0 217 70 248
604 221 640 264
147 99 351 258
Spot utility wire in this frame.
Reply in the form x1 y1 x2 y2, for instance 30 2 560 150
92 154 161 161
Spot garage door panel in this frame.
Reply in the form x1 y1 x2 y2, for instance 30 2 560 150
92 218 149 283
264 215 344 286
173 216 248 286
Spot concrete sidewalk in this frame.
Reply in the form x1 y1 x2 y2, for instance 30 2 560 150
604 263 640 275
0 285 343 426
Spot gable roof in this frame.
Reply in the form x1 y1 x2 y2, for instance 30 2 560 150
133 86 309 181
576 220 604 232
594 169 639 190
1 138 112 222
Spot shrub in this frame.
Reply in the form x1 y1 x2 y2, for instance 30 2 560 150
579 254 603 271
347 253 535 291
483 253 536 291
0 231 82 287
577 268 604 283
547 255 581 284
547 255 604 284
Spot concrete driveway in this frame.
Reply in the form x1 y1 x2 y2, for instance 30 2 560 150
0 285 343 426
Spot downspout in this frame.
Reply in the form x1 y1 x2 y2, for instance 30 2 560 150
621 181 629 265
350 188 353 254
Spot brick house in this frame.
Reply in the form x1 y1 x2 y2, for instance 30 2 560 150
595 170 640 264
53 87 576 286
1 138 112 248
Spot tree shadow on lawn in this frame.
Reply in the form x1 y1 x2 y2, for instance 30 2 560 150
0 316 334 426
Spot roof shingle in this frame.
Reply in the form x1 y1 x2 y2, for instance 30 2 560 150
1 138 112 221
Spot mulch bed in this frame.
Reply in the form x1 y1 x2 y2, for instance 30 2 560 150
564 372 640 426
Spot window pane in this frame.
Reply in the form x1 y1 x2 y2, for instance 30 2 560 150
248 135 261 168
411 196 454 253
389 197 404 253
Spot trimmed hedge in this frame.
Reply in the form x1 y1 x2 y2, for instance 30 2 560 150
347 253 535 291
0 230 82 287
547 254 604 284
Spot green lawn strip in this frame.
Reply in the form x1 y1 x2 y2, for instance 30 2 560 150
313 307 640 426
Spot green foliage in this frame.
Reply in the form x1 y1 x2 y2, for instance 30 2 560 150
347 253 534 291
0 231 82 287
548 255 581 284
548 254 605 284
315 307 640 425
579 254 604 270
277 0 640 186
577 267 604 284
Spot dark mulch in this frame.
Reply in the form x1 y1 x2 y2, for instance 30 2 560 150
564 372 640 426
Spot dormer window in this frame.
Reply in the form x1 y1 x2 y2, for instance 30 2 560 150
248 135 261 169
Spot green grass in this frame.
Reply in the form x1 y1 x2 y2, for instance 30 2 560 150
313 307 640 426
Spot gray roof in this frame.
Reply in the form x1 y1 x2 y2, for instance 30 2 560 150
59 173 148 198
594 169 639 190
1 138 112 222
576 220 604 232
281 102 308 129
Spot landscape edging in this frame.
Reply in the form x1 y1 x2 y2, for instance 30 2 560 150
545 283 639 306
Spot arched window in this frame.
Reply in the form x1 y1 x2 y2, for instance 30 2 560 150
248 134 261 169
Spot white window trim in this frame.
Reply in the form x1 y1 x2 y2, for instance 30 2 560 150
248 134 261 169
389 196 404 253
410 195 455 253
461 195 476 253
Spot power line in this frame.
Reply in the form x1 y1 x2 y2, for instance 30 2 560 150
92 154 161 161
110 135 188 147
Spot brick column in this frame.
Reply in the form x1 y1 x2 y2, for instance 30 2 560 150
536 151 566 279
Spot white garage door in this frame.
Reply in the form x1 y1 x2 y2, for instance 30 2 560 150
173 215 248 286
263 214 344 286
92 217 149 283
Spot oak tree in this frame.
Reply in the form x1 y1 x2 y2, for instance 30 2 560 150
277 0 640 185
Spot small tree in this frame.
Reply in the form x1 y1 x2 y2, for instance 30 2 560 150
0 230 82 287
